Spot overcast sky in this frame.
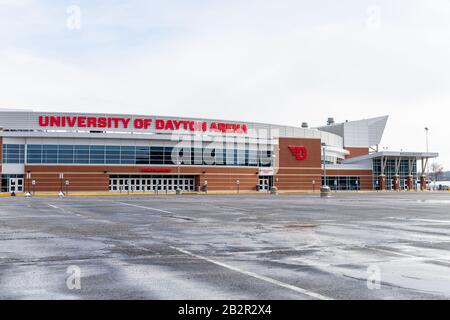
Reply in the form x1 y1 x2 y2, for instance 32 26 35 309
0 0 449 168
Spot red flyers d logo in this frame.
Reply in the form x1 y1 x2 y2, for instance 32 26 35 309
288 146 308 161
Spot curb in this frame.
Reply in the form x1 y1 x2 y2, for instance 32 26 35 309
1 190 449 198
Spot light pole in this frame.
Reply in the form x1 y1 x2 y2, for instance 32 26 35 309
322 143 328 187
320 142 331 197
26 171 31 195
270 152 278 194
272 153 277 189
59 173 64 193
176 149 182 195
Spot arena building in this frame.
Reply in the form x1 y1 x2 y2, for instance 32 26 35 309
0 109 438 193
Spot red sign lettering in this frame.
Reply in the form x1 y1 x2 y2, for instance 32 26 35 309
38 115 247 134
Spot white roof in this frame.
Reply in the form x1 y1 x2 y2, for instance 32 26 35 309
317 115 389 148
343 151 439 164
0 109 344 148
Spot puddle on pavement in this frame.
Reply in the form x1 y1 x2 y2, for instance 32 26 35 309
416 200 450 204
282 224 317 229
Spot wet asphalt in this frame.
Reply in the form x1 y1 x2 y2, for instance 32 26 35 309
1 192 450 300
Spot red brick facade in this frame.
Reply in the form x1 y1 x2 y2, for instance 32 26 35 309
2 136 375 192
345 147 369 159
277 137 323 190
23 165 260 192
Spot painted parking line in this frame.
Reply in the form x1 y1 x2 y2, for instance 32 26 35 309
115 202 194 221
115 202 173 214
171 246 333 300
47 203 84 217
409 218 450 224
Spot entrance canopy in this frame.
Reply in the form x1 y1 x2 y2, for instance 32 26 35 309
343 151 439 162
343 151 439 176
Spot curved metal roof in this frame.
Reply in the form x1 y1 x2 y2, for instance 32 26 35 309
316 115 389 148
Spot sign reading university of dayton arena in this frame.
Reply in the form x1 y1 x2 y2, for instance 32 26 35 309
37 114 248 134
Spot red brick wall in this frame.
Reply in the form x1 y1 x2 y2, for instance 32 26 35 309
24 165 260 192
275 138 373 190
277 138 323 190
344 147 369 159
20 138 374 192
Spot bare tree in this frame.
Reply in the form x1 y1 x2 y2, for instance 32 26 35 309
430 163 444 182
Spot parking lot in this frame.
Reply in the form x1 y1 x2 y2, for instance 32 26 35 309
1 192 450 299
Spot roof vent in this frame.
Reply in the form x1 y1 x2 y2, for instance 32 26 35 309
301 122 309 128
327 117 335 126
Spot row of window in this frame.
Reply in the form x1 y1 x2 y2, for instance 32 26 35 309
2 144 273 167
372 158 418 189
372 159 417 176
322 176 361 191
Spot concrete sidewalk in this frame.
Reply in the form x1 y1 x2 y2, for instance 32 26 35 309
1 189 446 197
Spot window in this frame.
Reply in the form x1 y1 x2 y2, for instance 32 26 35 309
136 146 150 165
27 144 42 164
42 145 57 164
58 145 74 164
75 145 89 164
2 144 25 164
106 146 121 164
236 149 246 166
150 147 164 164
2 143 274 167
163 147 174 165
121 146 135 164
322 176 361 191
90 145 105 164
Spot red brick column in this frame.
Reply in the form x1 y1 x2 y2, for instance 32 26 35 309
406 175 414 191
420 175 427 191
379 175 386 191
393 175 400 191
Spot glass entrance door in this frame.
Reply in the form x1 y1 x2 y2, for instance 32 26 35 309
258 177 271 191
109 175 195 192
9 178 24 193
